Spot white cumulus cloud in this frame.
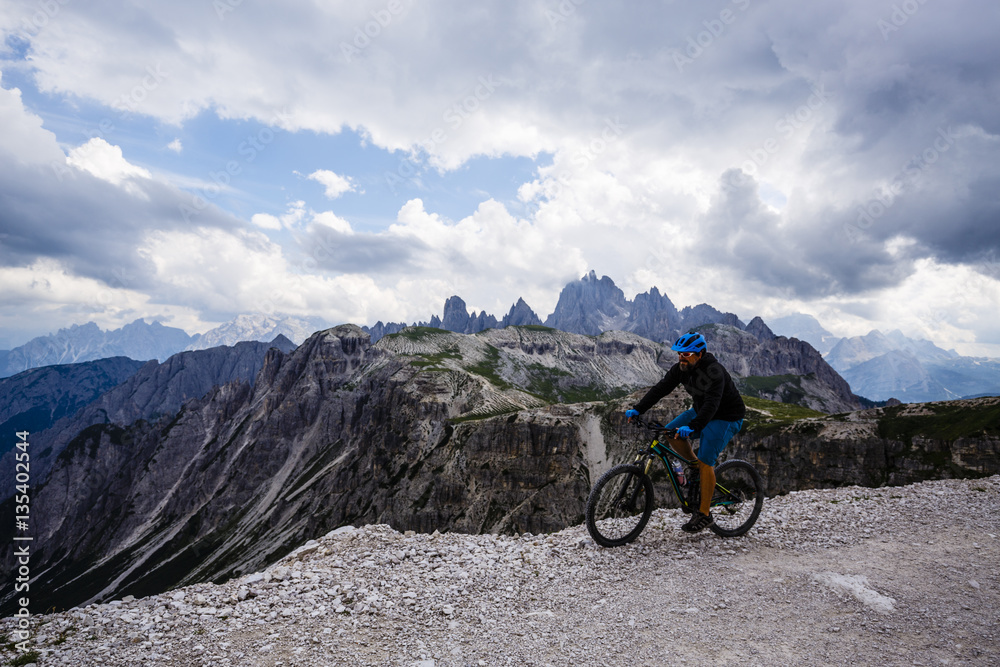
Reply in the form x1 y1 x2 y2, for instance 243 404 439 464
66 138 151 186
307 169 356 199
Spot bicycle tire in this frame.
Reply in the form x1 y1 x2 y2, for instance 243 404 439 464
708 459 764 538
586 464 655 547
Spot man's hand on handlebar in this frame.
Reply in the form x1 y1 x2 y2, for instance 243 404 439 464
625 409 639 422
676 426 693 439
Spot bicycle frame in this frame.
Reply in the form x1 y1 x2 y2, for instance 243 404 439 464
586 416 765 545
629 417 698 511
627 417 749 514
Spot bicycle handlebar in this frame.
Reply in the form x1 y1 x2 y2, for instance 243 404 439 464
626 414 679 438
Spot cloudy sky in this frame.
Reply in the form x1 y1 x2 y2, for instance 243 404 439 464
1 0 999 355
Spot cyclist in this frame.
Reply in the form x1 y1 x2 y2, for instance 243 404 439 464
625 332 746 533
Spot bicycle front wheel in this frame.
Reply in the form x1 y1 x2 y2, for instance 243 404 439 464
709 459 765 538
586 464 655 547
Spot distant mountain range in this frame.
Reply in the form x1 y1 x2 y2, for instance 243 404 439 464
4 271 997 402
0 271 760 377
0 335 297 500
770 314 1000 402
366 270 746 345
0 314 325 378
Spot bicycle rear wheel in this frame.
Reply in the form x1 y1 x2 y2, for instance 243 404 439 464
586 464 655 547
709 459 764 538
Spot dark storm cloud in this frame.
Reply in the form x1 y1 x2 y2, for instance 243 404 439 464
0 151 242 290
297 224 426 274
681 0 1000 297
698 169 920 298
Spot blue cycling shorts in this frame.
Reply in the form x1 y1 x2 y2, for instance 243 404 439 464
665 408 743 466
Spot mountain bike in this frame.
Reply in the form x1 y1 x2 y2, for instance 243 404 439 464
585 415 764 546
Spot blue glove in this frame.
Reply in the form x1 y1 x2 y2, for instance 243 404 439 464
676 426 694 439
625 409 639 420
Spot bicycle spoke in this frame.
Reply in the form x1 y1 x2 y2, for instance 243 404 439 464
709 460 764 536
586 465 655 547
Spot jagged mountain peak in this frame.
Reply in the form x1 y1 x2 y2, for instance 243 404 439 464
268 334 297 351
544 272 630 335
746 316 776 342
501 298 543 328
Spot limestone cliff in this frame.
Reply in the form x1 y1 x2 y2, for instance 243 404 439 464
0 337 296 499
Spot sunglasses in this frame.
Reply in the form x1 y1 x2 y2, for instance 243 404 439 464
678 351 700 358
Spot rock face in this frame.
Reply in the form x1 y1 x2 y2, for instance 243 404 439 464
696 324 861 413
544 271 631 335
0 357 145 456
624 287 680 343
733 397 1000 494
0 337 297 500
745 316 776 342
500 297 543 328
0 325 671 613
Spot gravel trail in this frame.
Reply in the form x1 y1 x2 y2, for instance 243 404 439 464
5 475 998 666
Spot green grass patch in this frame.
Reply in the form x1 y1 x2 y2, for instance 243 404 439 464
9 651 41 666
410 346 464 370
387 326 452 341
512 325 558 333
741 395 826 437
738 374 802 394
743 396 825 420
518 362 626 404
463 344 510 389
736 374 818 407
876 401 1000 444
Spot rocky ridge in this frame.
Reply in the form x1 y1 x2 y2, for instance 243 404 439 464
0 357 145 454
696 323 859 413
0 326 672 615
4 475 997 666
0 336 298 500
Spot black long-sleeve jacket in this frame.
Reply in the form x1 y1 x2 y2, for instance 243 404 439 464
633 352 746 432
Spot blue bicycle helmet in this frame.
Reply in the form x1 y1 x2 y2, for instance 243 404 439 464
671 332 707 353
